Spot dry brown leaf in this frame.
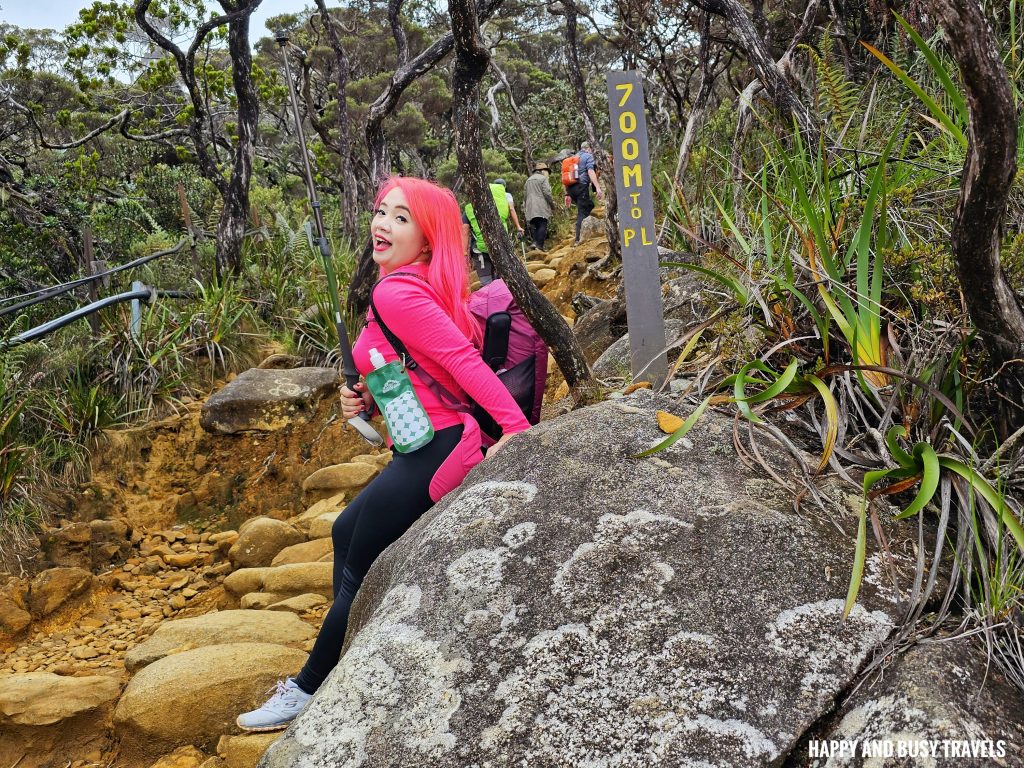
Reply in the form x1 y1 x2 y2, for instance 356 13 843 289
623 381 652 395
657 410 685 434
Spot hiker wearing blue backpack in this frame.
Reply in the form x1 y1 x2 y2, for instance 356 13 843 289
562 141 604 245
237 176 545 733
462 178 524 285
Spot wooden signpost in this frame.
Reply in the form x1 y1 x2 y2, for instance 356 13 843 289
606 70 668 386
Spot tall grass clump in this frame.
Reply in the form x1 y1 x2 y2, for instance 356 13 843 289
650 13 1024 691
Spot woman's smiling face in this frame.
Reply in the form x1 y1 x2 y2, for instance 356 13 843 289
371 186 429 272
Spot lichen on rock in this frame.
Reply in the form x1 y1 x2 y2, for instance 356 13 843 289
260 392 938 768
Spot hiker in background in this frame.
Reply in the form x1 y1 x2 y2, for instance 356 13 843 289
524 162 554 251
237 176 531 733
562 141 603 246
497 178 526 238
461 178 524 285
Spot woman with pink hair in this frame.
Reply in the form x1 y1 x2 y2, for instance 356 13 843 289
237 176 531 732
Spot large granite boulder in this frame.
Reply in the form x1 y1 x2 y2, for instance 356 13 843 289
147 745 209 768
0 577 30 638
115 642 307 753
578 214 605 242
228 518 305 569
200 367 340 434
217 733 281 768
28 566 94 618
125 610 316 672
301 462 379 494
0 672 122 768
38 521 94 569
225 563 333 601
792 637 1024 765
271 538 334 566
88 517 134 566
572 294 628 363
574 274 706 365
287 493 348 535
261 391 920 767
592 318 688 379
39 517 133 570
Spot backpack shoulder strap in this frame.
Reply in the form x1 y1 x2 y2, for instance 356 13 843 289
369 273 470 413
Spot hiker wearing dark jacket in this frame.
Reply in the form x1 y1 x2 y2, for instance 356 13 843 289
564 141 603 245
524 163 555 251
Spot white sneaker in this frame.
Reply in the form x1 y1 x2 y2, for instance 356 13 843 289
236 678 312 732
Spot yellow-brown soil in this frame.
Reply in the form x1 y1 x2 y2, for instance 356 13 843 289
82 398 379 533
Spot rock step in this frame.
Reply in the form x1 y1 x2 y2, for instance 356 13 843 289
115 642 307 754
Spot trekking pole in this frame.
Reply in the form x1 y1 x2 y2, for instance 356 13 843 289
276 31 384 448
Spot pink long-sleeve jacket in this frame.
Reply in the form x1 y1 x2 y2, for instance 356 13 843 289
352 262 530 498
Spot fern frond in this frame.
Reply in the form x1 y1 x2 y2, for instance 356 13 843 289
275 212 297 256
801 30 860 130
204 199 223 234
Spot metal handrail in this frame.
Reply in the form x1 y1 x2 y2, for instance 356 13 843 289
2 286 192 349
0 238 190 318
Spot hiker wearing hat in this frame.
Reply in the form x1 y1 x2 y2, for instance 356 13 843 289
524 162 555 251
564 141 603 245
461 178 524 285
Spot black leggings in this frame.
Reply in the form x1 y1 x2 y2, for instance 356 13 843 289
567 182 594 242
293 425 463 694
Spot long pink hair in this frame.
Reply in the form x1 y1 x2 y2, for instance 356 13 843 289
373 176 481 347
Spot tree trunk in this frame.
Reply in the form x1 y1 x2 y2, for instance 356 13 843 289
934 0 1024 434
485 79 516 153
134 0 223 189
449 0 596 397
135 0 262 277
348 0 503 317
661 11 715 241
312 0 360 241
487 56 535 171
729 0 820 217
348 2 460 319
215 6 259 276
693 0 819 148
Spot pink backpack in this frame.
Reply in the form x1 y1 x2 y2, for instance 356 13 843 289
468 279 549 440
370 276 548 443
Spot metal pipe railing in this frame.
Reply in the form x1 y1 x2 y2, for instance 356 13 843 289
0 238 189 319
2 286 192 348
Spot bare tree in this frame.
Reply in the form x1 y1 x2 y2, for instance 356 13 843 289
449 0 596 397
134 0 263 277
484 55 535 171
691 0 818 148
307 0 361 240
346 0 503 316
934 0 1024 434
728 0 819 215
660 10 718 241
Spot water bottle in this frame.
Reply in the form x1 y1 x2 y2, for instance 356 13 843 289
364 347 434 453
